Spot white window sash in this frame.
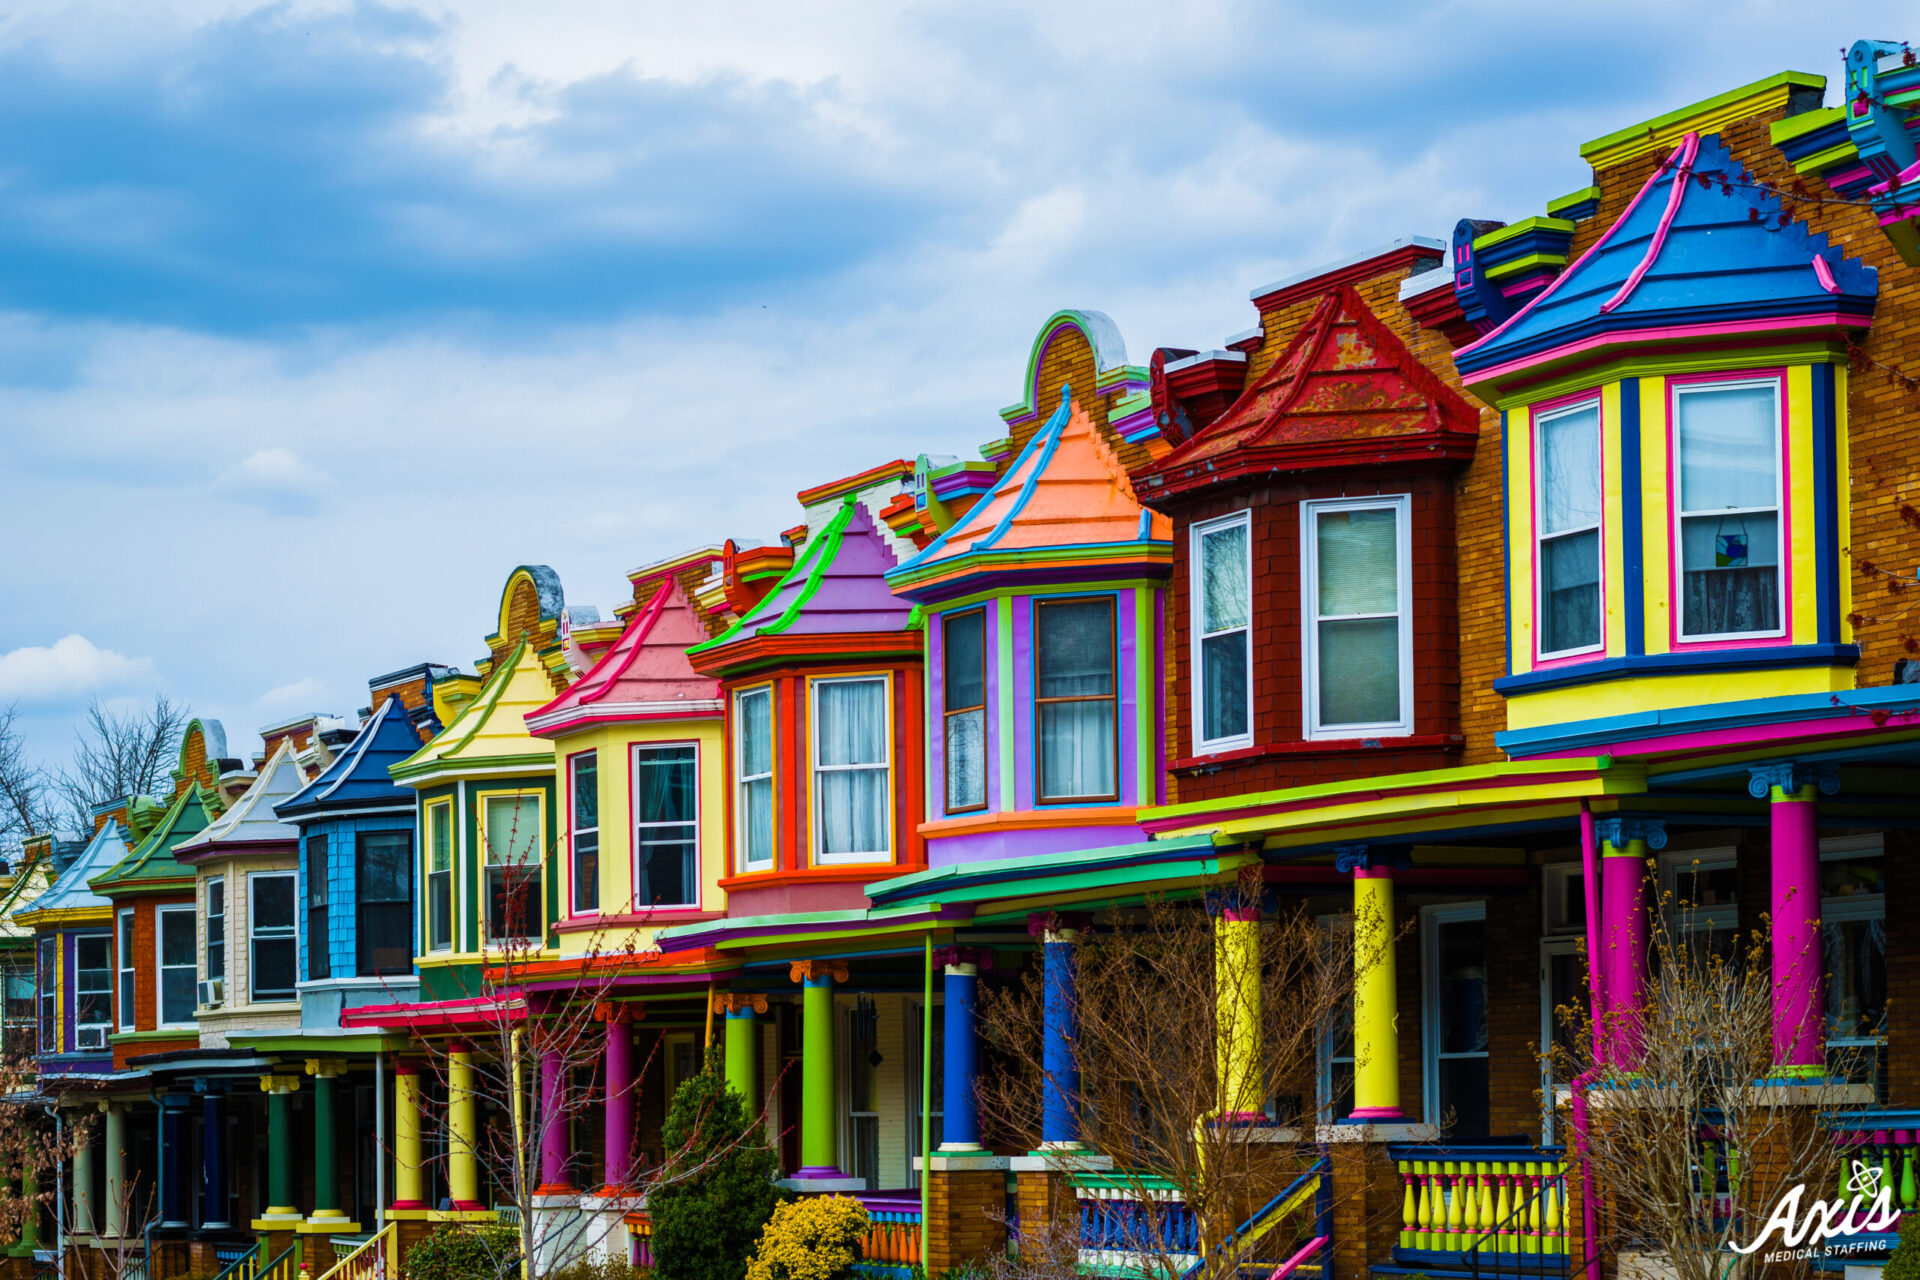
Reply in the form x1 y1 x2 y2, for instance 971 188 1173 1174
1534 399 1606 661
117 909 136 1032
1420 901 1489 1126
155 905 198 1027
1191 510 1254 755
1301 494 1413 739
1671 377 1787 643
247 871 299 1003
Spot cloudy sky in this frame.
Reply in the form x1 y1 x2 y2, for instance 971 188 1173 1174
0 0 1904 767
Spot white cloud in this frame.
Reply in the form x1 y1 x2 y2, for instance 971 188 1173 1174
254 676 327 712
0 635 151 702
215 447 335 514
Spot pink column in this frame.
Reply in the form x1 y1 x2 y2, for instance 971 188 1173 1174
537 1048 573 1194
1752 765 1833 1074
602 1012 636 1193
1595 818 1664 1070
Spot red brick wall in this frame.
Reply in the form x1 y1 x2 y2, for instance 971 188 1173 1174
110 893 196 1071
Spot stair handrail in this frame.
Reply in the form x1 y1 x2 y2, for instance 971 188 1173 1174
209 1241 262 1280
315 1221 398 1280
1178 1157 1331 1280
1460 1165 1572 1280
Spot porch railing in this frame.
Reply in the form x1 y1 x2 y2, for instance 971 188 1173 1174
1181 1158 1331 1280
214 1243 298 1280
1073 1172 1202 1274
315 1222 397 1280
1387 1144 1572 1262
626 1210 655 1269
853 1191 922 1273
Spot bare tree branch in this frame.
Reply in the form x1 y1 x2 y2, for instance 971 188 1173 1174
53 695 189 829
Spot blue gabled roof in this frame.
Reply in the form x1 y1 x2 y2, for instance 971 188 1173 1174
275 697 420 822
12 820 128 922
1456 132 1877 379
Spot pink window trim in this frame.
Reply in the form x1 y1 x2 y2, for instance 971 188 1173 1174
631 736 704 914
1530 388 1608 671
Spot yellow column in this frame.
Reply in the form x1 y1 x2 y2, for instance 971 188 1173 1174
1341 846 1405 1121
1212 900 1264 1121
394 1060 426 1208
449 1041 482 1210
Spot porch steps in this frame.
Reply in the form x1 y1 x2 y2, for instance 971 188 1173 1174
1371 1255 1569 1280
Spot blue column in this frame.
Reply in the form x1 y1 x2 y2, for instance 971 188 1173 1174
159 1096 191 1228
938 947 987 1151
1030 913 1087 1149
200 1087 229 1228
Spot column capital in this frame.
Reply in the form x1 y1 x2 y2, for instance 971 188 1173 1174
1204 888 1271 921
1593 816 1668 852
789 959 850 986
1026 911 1092 941
711 992 769 1016
258 1074 301 1095
1333 844 1411 875
305 1058 349 1079
1747 763 1841 800
933 945 994 973
593 1001 645 1024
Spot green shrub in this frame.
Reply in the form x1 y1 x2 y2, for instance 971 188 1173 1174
648 1067 787 1280
545 1257 652 1280
744 1196 870 1280
403 1222 521 1280
1885 1211 1920 1280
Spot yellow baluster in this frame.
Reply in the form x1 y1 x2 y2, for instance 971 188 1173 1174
1479 1163 1494 1235
1414 1162 1432 1250
1445 1162 1463 1245
1401 1162 1417 1250
1525 1165 1542 1255
1495 1164 1512 1251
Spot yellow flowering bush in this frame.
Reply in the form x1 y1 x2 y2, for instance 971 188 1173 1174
744 1195 872 1280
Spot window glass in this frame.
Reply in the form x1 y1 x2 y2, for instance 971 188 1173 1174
942 610 987 812
1431 913 1489 1139
1538 402 1602 655
118 909 136 1030
1313 505 1403 728
1677 383 1781 638
736 688 774 871
207 878 225 979
1035 599 1117 801
484 794 543 942
572 751 599 913
158 907 197 1024
428 802 452 951
813 678 891 858
1196 517 1251 746
250 873 298 1001
635 745 697 908
307 834 330 981
76 936 112 1038
357 831 414 976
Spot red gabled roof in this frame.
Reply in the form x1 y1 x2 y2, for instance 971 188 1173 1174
1135 285 1478 501
526 574 723 736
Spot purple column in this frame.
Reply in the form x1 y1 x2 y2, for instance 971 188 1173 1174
1595 818 1664 1070
1751 765 1835 1074
537 1049 572 1194
602 1012 635 1193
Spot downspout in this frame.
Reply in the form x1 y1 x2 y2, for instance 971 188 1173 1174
1573 802 1603 1278
921 934 932 1272
42 1103 64 1280
375 1052 386 1232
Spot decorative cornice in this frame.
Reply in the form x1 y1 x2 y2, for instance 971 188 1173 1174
1026 911 1092 941
1332 844 1412 875
789 959 849 985
933 946 995 972
1593 817 1668 852
1746 763 1842 801
711 992 769 1016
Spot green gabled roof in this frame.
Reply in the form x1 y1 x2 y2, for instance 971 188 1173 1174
389 639 556 785
90 783 214 897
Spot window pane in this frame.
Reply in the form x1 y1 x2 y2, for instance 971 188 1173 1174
638 833 696 908
1541 530 1600 653
310 903 331 980
430 807 451 872
307 837 329 906
945 709 985 810
429 872 452 949
1037 602 1114 698
1822 856 1884 897
1201 522 1250 633
744 779 773 865
1317 618 1400 726
253 939 295 1001
1201 631 1248 742
360 903 413 977
162 968 196 1025
1438 918 1488 1055
944 611 985 710
488 866 540 940
815 681 887 767
485 796 542 866
1681 513 1779 636
638 746 697 825
1540 404 1600 535
1678 384 1777 513
817 769 890 855
573 751 598 830
1825 915 1886 1040
253 875 295 930
573 830 599 913
1438 1057 1491 1140
1316 509 1398 617
1039 700 1116 801
740 690 772 776
358 832 412 903
160 911 194 967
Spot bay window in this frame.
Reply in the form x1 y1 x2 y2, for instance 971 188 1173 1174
206 877 225 983
1536 399 1602 657
812 677 891 861
483 793 543 943
158 905 197 1023
357 831 414 976
249 873 297 1002
1674 379 1782 640
1192 512 1252 752
307 835 330 981
1304 496 1411 737
118 908 135 1030
1034 598 1117 802
427 800 453 952
635 744 698 908
75 935 112 1048
735 687 775 872
942 609 987 813
571 751 600 913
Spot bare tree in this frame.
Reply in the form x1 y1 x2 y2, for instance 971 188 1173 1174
1551 872 1872 1280
976 888 1360 1280
0 703 55 850
0 1047 90 1252
54 696 189 830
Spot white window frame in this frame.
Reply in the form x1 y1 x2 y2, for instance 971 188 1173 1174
426 799 454 953
205 875 226 984
1301 494 1414 740
1538 935 1583 1145
1190 509 1255 755
734 685 776 874
247 869 299 1004
1819 834 1885 1065
1671 376 1787 643
1660 847 1737 938
74 934 113 1048
810 674 893 864
155 904 198 1028
1534 397 1606 661
118 908 136 1032
632 741 700 909
1421 901 1489 1128
1316 911 1355 1123
1541 862 1587 936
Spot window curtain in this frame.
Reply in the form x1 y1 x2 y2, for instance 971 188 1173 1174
1678 385 1780 636
638 746 698 906
485 795 542 865
1315 509 1400 726
1201 522 1250 742
484 796 541 940
1038 601 1115 800
816 680 889 855
1539 406 1602 653
945 711 984 809
740 691 774 865
944 612 987 809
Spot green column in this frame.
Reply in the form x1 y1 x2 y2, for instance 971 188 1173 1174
310 1064 350 1222
793 961 845 1175
722 996 764 1103
264 1076 299 1216
19 1169 39 1248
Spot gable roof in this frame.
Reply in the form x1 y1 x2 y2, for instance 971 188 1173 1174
887 391 1172 601
1136 285 1479 502
389 640 558 786
1455 131 1877 389
89 784 212 897
277 696 422 821
526 575 723 736
175 739 305 858
11 821 128 926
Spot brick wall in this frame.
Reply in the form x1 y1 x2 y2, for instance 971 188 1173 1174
1011 323 1153 478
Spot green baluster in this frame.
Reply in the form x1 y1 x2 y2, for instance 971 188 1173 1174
1902 1145 1917 1210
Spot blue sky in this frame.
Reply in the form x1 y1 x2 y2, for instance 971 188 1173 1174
0 0 1906 772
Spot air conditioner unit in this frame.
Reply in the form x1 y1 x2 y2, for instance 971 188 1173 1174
75 1026 106 1050
198 978 225 1008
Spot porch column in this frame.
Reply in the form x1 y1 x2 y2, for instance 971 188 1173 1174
199 1086 228 1229
1595 818 1665 1070
71 1114 96 1235
937 948 990 1151
448 1040 482 1210
20 1168 39 1247
600 1012 637 1193
308 1060 351 1223
260 1074 301 1219
1336 847 1409 1120
791 960 851 1178
716 994 769 1106
1209 897 1265 1123
159 1095 192 1228
1029 913 1090 1147
392 1060 426 1209
536 1048 573 1194
1751 765 1838 1075
102 1104 125 1238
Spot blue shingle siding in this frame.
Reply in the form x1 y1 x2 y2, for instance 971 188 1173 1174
300 813 414 980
